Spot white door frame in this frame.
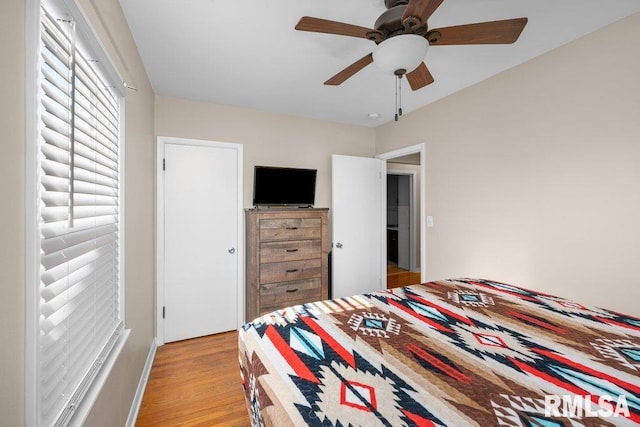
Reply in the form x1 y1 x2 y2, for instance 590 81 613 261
156 136 244 345
376 143 426 283
387 169 417 272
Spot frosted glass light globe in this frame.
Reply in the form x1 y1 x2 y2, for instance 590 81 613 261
373 34 429 75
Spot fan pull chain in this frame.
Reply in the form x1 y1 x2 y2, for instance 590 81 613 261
398 74 403 117
394 74 404 122
395 76 398 122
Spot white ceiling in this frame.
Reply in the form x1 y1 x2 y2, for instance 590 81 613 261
119 0 640 127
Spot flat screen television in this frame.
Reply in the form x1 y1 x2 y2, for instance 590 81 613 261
253 166 317 207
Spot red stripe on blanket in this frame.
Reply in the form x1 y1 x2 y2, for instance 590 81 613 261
401 409 437 427
265 325 320 384
595 316 640 333
407 343 472 384
509 356 587 395
468 280 538 302
300 316 356 368
607 310 640 322
388 299 454 333
506 310 567 335
407 294 475 326
533 348 640 395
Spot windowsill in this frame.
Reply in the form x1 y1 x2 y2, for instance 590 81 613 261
68 328 131 426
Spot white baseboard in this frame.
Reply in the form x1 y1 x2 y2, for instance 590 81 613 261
126 338 158 426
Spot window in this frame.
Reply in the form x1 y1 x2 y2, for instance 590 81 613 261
29 0 126 425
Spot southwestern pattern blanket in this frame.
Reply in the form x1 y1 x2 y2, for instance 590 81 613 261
239 279 640 426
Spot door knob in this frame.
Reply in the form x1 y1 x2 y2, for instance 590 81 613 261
228 247 236 254
335 242 343 249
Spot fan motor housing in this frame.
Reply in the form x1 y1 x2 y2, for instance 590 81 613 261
373 4 429 41
375 6 405 37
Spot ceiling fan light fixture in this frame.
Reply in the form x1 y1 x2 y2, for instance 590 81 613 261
372 34 429 75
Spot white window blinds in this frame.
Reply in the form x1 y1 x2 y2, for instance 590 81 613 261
37 4 123 425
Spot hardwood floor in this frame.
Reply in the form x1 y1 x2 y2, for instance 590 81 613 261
387 264 422 289
136 331 250 426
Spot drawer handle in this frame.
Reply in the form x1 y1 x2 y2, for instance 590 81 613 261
286 249 299 253
285 226 298 230
286 288 299 293
286 269 299 273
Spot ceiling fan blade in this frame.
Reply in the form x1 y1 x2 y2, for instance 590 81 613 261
428 17 528 45
406 62 434 91
402 0 445 26
295 16 374 39
324 53 374 86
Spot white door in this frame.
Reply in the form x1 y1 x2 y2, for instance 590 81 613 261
162 140 241 343
331 155 385 298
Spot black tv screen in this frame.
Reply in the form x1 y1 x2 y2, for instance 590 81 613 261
253 166 317 206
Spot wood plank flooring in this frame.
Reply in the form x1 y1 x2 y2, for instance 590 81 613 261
136 331 250 426
387 264 422 289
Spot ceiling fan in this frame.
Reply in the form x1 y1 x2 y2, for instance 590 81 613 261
295 0 528 91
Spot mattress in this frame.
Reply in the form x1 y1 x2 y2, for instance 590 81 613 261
239 278 640 426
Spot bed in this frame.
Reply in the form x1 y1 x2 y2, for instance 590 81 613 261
239 278 640 426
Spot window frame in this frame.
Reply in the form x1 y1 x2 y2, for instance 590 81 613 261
25 0 129 425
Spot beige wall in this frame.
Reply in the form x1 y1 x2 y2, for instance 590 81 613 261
376 13 640 316
0 1 26 424
0 0 156 425
155 96 376 210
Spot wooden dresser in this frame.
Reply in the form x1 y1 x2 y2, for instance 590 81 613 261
245 208 329 321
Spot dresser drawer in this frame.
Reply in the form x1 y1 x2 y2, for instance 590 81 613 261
259 278 322 313
259 218 321 241
259 258 321 284
260 240 321 263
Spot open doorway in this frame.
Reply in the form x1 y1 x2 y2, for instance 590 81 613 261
377 144 425 289
387 173 411 270
387 171 420 288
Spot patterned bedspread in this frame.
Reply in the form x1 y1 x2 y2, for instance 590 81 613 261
239 279 640 426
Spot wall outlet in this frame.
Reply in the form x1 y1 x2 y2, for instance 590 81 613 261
427 216 434 228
